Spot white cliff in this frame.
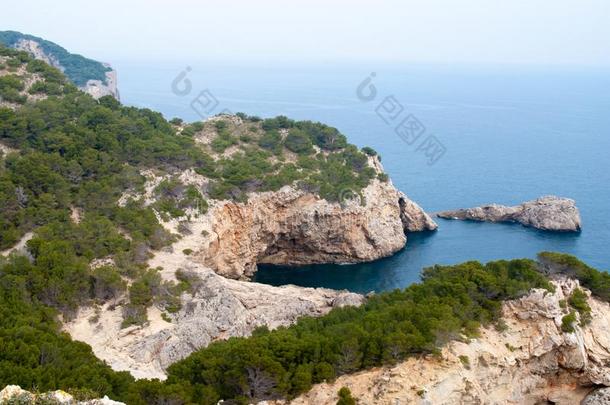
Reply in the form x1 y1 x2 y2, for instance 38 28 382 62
82 64 120 100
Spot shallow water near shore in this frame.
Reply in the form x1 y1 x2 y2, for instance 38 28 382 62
116 61 610 292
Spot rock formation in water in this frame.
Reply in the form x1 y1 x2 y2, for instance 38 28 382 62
436 195 581 232
285 277 610 405
0 385 124 404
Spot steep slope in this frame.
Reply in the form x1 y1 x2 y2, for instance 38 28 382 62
288 277 610 405
0 30 119 99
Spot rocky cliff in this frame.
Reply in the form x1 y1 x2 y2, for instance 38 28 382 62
1 32 119 100
81 64 120 100
436 195 581 232
199 177 437 279
285 277 610 405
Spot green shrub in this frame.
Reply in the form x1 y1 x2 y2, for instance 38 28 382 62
538 252 610 302
90 266 127 301
337 387 356 405
0 31 111 86
568 288 592 325
561 311 577 333
458 355 470 369
285 128 314 154
361 146 377 156
258 129 283 153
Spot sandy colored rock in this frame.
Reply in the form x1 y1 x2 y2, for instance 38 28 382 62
436 195 581 232
199 175 436 279
64 258 364 380
284 277 610 405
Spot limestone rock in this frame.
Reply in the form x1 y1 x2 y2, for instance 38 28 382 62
436 195 581 232
332 292 366 308
64 260 365 380
398 192 438 232
199 174 436 279
82 65 120 100
285 277 610 405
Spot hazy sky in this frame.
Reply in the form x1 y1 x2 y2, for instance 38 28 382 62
2 0 609 66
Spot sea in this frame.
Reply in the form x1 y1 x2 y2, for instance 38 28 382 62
114 60 610 293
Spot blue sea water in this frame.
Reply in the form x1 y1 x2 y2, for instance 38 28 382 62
115 60 610 293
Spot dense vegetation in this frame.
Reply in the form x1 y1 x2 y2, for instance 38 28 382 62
0 31 111 86
189 116 378 202
538 251 610 302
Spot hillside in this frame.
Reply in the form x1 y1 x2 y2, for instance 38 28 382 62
0 30 118 98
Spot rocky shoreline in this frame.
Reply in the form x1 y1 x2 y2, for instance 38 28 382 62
436 195 581 232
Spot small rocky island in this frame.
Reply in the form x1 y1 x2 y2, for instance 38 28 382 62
436 195 581 232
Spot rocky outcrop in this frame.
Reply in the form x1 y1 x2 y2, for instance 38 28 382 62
0 385 123 404
12 38 119 100
199 177 437 279
83 65 120 100
436 195 581 232
14 38 62 69
399 193 438 232
64 258 364 380
285 277 610 405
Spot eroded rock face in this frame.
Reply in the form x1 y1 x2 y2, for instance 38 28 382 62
64 260 364 380
200 177 437 279
15 39 62 69
82 65 119 100
285 277 610 405
399 193 438 232
436 195 581 232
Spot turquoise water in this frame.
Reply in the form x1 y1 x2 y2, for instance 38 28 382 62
115 61 610 292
